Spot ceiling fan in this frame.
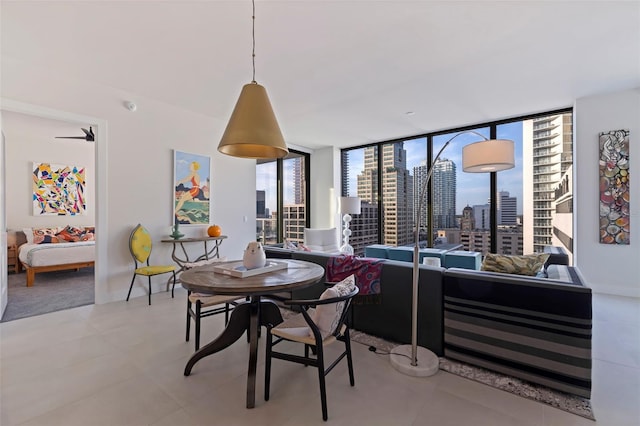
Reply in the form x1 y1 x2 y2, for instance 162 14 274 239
55 127 95 142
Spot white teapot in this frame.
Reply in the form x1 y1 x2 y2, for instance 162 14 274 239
243 241 266 270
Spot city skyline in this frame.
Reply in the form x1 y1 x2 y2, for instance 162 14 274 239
259 122 525 215
345 121 524 215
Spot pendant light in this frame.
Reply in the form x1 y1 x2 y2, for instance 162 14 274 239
218 0 288 159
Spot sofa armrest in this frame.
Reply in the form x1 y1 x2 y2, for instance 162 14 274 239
443 267 592 398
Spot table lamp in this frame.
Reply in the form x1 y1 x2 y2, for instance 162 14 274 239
339 196 361 255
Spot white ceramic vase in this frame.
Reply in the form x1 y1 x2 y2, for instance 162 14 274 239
243 242 266 270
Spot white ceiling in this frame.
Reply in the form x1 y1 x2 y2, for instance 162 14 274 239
2 0 639 150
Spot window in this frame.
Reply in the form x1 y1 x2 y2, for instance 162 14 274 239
340 108 573 261
256 150 310 245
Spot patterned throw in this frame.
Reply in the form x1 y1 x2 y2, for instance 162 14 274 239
325 255 384 302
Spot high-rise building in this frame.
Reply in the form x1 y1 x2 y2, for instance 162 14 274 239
348 201 378 256
291 157 305 205
432 158 456 229
357 144 413 246
413 161 429 232
283 204 306 244
473 204 491 230
256 190 266 218
498 190 517 225
523 113 573 253
460 205 475 231
551 165 574 264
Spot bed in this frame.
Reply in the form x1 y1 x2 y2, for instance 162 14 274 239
13 226 95 287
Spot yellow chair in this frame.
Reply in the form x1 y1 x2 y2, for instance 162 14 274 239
127 224 176 305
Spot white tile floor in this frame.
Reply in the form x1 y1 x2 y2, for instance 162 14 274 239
1 289 639 425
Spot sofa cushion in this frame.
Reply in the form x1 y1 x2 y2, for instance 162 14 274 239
481 253 549 276
312 274 356 338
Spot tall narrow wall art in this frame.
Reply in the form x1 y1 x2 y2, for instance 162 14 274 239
33 162 86 215
173 150 211 225
599 129 630 244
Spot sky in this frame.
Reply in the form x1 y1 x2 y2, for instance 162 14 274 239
258 122 525 215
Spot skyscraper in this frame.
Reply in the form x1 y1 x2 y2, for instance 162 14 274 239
291 156 305 205
523 113 573 253
358 144 413 246
498 190 517 225
473 204 491 230
432 158 456 229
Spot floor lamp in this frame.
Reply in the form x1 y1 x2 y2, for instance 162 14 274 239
340 196 361 255
390 131 515 376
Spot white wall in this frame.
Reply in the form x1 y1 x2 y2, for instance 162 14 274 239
309 146 341 229
3 111 95 230
1 62 257 303
575 87 640 297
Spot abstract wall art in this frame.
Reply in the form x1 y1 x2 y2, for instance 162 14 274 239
599 129 630 244
33 162 86 215
173 150 211 225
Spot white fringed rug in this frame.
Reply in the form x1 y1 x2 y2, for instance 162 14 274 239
348 330 595 421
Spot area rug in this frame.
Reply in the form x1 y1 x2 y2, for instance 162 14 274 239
349 330 595 420
1 268 94 322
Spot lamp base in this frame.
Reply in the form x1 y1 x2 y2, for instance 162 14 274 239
340 243 354 255
389 345 439 377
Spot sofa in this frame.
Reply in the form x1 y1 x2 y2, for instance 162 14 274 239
264 246 445 355
264 246 592 398
443 265 592 398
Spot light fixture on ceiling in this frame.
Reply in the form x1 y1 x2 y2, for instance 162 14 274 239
389 130 515 377
125 101 137 112
217 0 288 159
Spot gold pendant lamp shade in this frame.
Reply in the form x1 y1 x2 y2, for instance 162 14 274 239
217 0 289 159
218 82 288 159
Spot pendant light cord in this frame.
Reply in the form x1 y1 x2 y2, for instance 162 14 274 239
252 0 256 83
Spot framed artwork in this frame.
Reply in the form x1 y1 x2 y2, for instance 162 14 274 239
598 129 630 244
173 150 211 225
33 162 86 215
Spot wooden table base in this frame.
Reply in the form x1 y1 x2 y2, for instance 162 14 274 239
183 297 283 408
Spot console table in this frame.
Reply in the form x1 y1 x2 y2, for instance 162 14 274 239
161 236 227 280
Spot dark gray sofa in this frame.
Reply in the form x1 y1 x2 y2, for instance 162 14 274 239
443 266 592 398
264 246 445 356
264 246 591 398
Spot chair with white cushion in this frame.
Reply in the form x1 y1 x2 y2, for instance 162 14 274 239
186 291 240 350
303 228 340 253
264 275 359 421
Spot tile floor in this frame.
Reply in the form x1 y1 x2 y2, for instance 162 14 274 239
1 289 638 425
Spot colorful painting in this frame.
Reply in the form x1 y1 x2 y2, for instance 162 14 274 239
173 150 211 225
32 162 86 215
599 129 630 244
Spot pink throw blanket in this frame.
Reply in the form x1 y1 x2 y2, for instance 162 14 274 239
326 255 384 296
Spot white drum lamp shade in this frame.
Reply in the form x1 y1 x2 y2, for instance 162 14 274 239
340 197 362 215
462 139 515 173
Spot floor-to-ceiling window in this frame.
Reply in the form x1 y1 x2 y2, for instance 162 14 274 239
256 150 310 245
340 108 574 261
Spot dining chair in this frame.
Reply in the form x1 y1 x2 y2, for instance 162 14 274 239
264 275 359 421
126 224 177 305
186 291 240 350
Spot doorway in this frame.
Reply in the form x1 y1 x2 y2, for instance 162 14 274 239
0 101 107 320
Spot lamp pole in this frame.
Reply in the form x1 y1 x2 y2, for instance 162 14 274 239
409 130 489 365
390 130 514 376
